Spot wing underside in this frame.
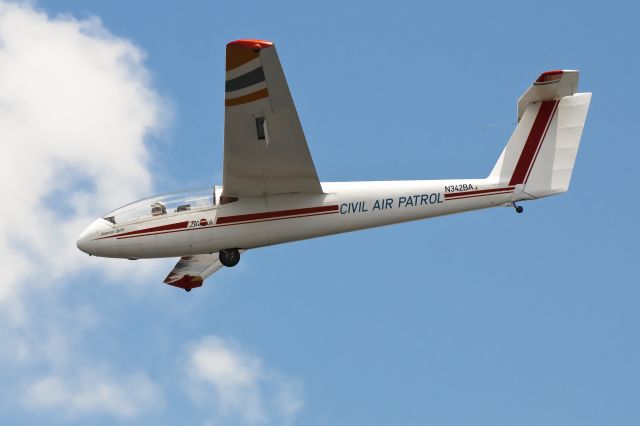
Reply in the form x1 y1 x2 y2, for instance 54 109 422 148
222 39 323 198
164 254 224 290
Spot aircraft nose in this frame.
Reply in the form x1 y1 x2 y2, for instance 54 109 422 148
76 219 102 255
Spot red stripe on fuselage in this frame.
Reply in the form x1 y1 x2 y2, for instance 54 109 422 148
216 205 339 225
509 100 558 186
97 206 340 241
445 186 515 200
115 209 339 239
97 221 189 240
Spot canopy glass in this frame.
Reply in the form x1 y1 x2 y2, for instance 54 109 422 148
102 187 218 225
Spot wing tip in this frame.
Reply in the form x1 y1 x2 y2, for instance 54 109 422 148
227 39 273 49
164 274 204 290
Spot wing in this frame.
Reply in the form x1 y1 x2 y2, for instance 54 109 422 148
222 39 323 198
163 254 224 290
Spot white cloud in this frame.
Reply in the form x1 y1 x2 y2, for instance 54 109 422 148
0 1 166 419
185 336 304 425
0 4 304 424
23 369 161 419
0 0 166 312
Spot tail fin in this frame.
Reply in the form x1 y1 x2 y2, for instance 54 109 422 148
488 70 591 199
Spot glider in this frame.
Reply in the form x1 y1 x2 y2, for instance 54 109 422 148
77 39 592 291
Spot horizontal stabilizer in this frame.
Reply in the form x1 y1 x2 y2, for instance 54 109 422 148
517 70 579 121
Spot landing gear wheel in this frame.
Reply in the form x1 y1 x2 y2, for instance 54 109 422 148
185 288 191 292
219 248 241 267
512 202 524 214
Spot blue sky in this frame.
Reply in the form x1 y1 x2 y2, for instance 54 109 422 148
1 0 639 425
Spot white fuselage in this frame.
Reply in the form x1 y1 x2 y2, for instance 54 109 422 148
77 178 518 259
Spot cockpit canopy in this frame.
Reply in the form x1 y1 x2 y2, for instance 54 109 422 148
103 187 219 225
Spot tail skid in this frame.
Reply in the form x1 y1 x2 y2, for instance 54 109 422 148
488 70 591 201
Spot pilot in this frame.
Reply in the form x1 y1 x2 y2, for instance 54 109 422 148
150 201 167 216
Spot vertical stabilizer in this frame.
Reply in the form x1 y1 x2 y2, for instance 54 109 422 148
488 70 591 199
